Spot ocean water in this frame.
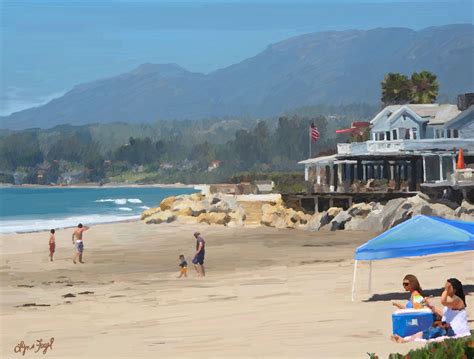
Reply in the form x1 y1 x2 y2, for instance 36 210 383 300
0 186 196 234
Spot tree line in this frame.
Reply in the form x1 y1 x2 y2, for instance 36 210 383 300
0 115 334 184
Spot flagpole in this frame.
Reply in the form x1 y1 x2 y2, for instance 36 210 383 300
309 125 311 158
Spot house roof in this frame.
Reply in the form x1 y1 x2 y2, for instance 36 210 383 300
370 104 460 130
443 105 474 129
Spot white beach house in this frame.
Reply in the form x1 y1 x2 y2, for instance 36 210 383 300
299 94 474 196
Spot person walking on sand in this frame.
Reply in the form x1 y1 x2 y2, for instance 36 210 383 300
177 254 188 278
72 223 89 264
192 232 205 277
49 229 56 262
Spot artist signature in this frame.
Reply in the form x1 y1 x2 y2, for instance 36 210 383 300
14 338 54 356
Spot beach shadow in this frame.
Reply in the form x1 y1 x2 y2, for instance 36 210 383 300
364 285 474 302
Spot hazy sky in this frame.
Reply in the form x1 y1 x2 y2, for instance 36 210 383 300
1 0 473 115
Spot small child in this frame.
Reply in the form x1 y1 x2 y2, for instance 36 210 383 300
49 229 56 262
178 254 187 278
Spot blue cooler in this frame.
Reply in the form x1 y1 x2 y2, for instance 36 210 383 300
392 309 434 337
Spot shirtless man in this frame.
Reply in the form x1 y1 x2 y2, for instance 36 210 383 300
72 223 89 264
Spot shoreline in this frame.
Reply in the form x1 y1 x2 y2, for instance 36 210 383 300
0 216 141 236
0 183 197 189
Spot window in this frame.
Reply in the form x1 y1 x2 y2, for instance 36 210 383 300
453 129 459 138
405 129 410 140
392 129 398 140
379 132 385 141
386 131 391 141
411 128 418 140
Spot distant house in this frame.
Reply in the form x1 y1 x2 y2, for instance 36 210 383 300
254 180 274 194
58 170 84 185
208 160 221 172
160 163 174 170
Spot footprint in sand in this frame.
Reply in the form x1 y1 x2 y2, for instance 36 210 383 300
78 291 94 295
62 293 76 298
17 284 34 288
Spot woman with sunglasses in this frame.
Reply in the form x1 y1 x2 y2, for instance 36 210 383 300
392 274 424 310
392 278 470 342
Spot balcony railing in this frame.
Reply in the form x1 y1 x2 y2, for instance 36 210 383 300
337 138 474 155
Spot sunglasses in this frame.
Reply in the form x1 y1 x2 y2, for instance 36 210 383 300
402 282 410 287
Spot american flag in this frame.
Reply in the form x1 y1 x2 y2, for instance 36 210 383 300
310 123 320 142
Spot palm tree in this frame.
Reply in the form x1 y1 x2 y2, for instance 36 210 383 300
409 71 439 104
381 73 411 105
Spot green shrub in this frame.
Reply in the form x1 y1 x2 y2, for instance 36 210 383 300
370 332 473 359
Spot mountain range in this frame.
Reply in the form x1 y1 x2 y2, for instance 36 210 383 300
1 24 473 130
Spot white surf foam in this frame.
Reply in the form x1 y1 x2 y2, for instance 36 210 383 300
0 214 140 234
94 198 143 205
118 207 133 211
127 198 142 204
139 206 150 210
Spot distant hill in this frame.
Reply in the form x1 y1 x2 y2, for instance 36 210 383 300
1 24 473 130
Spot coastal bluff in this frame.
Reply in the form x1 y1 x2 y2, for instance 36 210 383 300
141 193 474 232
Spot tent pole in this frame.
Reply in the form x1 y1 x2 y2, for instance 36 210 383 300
368 261 372 294
351 260 358 302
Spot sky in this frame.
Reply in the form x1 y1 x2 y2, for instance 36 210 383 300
1 0 473 115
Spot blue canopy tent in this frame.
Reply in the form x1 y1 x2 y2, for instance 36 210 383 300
351 215 474 301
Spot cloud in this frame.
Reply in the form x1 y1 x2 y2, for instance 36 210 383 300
0 88 65 116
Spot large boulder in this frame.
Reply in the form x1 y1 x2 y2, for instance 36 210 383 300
197 212 231 225
454 200 474 221
145 210 176 224
228 208 247 227
260 213 274 227
319 207 342 229
306 212 325 232
348 203 373 218
141 207 161 220
428 203 456 219
209 197 239 214
376 197 406 231
190 193 205 201
159 196 177 211
175 207 193 217
171 198 194 212
330 211 352 231
271 214 296 229
262 203 279 216
170 197 207 217
344 216 366 231
327 207 342 218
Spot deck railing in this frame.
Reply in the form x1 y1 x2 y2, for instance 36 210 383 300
337 138 474 155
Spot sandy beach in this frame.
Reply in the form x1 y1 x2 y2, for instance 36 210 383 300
1 221 472 358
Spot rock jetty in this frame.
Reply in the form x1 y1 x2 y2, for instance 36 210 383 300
142 193 473 232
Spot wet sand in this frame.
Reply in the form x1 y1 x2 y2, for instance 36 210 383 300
1 221 472 358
